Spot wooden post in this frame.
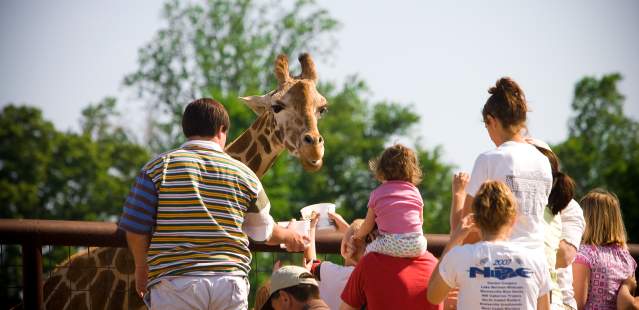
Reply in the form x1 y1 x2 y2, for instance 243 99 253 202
22 243 43 310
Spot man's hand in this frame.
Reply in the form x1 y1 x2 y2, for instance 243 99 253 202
135 265 149 298
328 211 349 233
283 225 309 252
267 224 310 252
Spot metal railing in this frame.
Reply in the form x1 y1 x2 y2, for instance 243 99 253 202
2 218 635 309
0 218 448 309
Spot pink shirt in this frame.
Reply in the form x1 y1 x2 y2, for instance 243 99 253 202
574 244 637 310
367 180 424 234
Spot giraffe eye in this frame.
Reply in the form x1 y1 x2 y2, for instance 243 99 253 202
318 106 328 116
272 101 285 113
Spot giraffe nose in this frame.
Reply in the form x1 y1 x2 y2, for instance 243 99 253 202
302 133 323 145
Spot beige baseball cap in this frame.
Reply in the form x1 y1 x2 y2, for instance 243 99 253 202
269 265 318 294
525 137 552 151
260 265 319 310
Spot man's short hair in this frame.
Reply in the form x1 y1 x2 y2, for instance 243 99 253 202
182 98 230 138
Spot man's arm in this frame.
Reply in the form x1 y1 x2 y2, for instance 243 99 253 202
265 224 309 252
126 231 150 297
118 171 158 297
243 188 308 252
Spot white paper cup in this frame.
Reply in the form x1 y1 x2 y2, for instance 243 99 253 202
300 203 336 230
277 219 310 249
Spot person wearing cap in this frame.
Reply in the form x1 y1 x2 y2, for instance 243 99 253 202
262 265 330 310
526 137 585 310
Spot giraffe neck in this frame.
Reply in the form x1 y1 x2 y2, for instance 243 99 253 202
225 112 285 178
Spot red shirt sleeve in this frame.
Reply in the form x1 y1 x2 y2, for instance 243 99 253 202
340 258 366 308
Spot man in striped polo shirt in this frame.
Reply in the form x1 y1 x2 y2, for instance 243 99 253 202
118 98 308 309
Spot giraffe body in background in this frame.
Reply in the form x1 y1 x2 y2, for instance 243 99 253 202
42 54 328 309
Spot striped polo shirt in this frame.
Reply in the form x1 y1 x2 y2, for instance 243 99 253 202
118 140 275 288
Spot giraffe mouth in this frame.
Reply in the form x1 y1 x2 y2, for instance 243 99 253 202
302 158 323 171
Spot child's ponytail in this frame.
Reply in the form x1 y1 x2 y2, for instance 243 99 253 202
548 171 576 215
533 145 576 215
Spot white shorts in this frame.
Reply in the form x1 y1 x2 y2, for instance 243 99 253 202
145 275 249 310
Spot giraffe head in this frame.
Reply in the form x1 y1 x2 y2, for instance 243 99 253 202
240 54 327 172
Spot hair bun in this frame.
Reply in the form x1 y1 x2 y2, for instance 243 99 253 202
488 77 524 99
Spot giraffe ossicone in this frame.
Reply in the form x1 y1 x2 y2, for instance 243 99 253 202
42 53 329 309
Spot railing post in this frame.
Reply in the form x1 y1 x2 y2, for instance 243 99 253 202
22 243 43 310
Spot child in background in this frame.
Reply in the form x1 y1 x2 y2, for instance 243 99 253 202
572 189 637 310
305 212 370 310
352 143 427 257
427 180 551 310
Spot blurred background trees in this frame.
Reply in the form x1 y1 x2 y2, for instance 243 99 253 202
1 0 637 305
1 0 637 239
554 73 639 242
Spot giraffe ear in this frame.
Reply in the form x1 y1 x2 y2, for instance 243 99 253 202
274 54 291 85
298 53 317 82
239 95 269 115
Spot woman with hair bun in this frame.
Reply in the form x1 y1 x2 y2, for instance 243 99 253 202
451 77 553 251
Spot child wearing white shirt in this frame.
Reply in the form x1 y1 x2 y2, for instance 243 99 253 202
428 180 551 310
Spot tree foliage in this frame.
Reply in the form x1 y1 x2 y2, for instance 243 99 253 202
123 0 455 227
124 0 339 151
554 73 639 242
0 99 148 220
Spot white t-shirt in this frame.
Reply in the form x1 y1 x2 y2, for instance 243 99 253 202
318 261 354 310
556 199 585 309
543 208 563 308
467 141 553 249
439 241 551 310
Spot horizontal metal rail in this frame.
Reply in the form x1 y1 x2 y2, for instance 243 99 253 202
2 219 635 309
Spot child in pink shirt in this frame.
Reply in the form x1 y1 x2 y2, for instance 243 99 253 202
353 144 427 257
573 189 637 310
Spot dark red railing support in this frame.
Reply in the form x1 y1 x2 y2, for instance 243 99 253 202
22 243 43 310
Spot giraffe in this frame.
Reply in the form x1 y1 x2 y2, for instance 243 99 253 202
41 53 328 309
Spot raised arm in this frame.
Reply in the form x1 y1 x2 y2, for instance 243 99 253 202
450 172 470 232
304 212 320 269
428 213 476 305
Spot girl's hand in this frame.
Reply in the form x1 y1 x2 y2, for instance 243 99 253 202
309 211 320 230
452 172 470 196
451 213 477 244
273 260 282 273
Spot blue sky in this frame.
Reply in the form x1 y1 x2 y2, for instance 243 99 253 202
1 0 638 171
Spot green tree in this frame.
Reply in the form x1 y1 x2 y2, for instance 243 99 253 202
0 99 148 220
123 0 454 228
554 73 639 242
124 0 339 151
